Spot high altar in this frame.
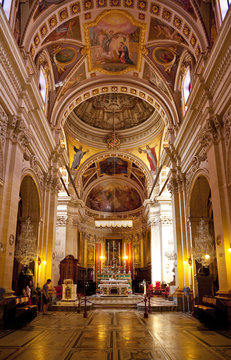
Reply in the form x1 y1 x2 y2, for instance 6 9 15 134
95 239 133 296
97 272 132 296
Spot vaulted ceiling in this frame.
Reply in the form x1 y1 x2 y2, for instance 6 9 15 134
16 0 215 217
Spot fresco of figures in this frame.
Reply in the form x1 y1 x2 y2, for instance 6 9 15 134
85 11 145 74
86 183 142 212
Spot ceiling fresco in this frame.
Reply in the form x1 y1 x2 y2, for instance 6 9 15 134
73 93 154 130
148 17 188 43
84 10 145 74
42 16 82 44
86 182 142 212
37 43 82 84
18 0 213 217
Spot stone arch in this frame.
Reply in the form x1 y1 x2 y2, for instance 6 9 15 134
22 2 208 59
12 174 41 295
51 78 178 131
75 150 153 195
188 174 217 290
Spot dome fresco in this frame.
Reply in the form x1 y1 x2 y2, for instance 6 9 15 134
73 93 155 130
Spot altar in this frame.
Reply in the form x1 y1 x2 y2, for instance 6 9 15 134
99 279 129 296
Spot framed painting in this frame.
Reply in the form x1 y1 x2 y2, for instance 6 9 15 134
84 10 146 75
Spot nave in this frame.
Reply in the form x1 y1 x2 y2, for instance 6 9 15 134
0 310 231 360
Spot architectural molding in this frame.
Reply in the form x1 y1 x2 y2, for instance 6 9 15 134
0 105 8 147
56 215 68 226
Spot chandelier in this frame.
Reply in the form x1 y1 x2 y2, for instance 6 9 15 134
192 218 215 267
15 217 37 267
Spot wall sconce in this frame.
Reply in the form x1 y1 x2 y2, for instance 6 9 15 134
99 255 105 260
228 244 231 253
123 255 128 260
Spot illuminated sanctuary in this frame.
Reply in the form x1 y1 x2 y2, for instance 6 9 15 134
0 0 231 334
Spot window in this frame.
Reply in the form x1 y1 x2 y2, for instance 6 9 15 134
183 69 191 108
219 0 230 19
1 0 12 19
39 67 47 108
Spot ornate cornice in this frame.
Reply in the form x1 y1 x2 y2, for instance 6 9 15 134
0 43 22 96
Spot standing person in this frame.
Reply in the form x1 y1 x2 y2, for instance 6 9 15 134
26 280 33 305
42 279 51 314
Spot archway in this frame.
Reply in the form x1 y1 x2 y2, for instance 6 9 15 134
189 175 218 299
12 175 40 295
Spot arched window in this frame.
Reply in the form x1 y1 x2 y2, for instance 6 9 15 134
0 0 13 19
39 67 47 108
219 0 230 19
183 68 191 110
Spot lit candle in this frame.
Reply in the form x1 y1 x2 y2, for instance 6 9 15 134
108 242 109 266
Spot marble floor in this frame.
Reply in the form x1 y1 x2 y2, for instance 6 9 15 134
0 310 231 360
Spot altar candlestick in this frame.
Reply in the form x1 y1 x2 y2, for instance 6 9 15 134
108 242 109 266
113 241 115 266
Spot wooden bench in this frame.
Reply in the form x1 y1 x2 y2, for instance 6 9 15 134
193 296 227 327
0 296 37 330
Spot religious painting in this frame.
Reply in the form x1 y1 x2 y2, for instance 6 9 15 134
86 182 142 212
99 157 128 176
43 16 81 44
147 44 189 88
173 0 197 19
143 62 168 94
105 239 122 267
87 245 95 266
84 10 146 74
34 0 65 20
148 18 187 43
58 63 86 98
152 47 176 73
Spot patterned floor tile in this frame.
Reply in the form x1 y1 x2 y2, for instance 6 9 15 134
190 330 231 346
116 329 159 348
0 330 42 347
118 348 169 360
0 310 231 360
67 349 112 360
73 330 112 349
